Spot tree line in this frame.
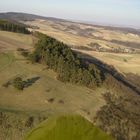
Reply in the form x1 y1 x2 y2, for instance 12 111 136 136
0 20 30 34
30 32 103 88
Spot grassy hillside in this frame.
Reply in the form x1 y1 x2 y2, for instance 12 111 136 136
0 51 105 114
0 31 139 140
25 115 114 140
0 31 36 51
0 31 106 140
24 19 140 48
76 49 140 75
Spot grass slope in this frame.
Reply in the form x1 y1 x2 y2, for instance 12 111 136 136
0 51 105 140
25 115 114 140
0 49 106 140
76 49 140 75
0 52 105 114
0 31 35 51
0 32 107 139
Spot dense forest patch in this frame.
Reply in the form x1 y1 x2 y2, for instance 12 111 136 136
0 20 30 34
30 32 104 88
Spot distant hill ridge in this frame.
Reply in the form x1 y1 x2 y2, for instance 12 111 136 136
0 12 67 22
0 12 140 35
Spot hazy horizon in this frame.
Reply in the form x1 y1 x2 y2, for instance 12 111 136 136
0 0 140 28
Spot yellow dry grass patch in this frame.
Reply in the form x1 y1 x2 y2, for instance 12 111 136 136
25 20 140 50
75 49 140 75
0 31 36 51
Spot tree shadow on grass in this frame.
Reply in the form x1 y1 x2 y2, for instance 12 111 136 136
24 76 40 88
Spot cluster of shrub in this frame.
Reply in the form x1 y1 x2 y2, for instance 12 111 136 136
3 76 40 91
95 91 140 140
30 32 103 88
0 20 30 34
0 111 47 139
17 48 30 57
13 77 25 90
2 77 24 90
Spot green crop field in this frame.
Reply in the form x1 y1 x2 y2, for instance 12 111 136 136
25 115 114 140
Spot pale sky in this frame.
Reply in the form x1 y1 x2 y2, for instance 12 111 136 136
0 0 140 28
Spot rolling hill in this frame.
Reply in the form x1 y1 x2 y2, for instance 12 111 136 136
0 12 140 34
0 31 107 140
0 12 67 22
0 13 140 140
0 12 140 75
